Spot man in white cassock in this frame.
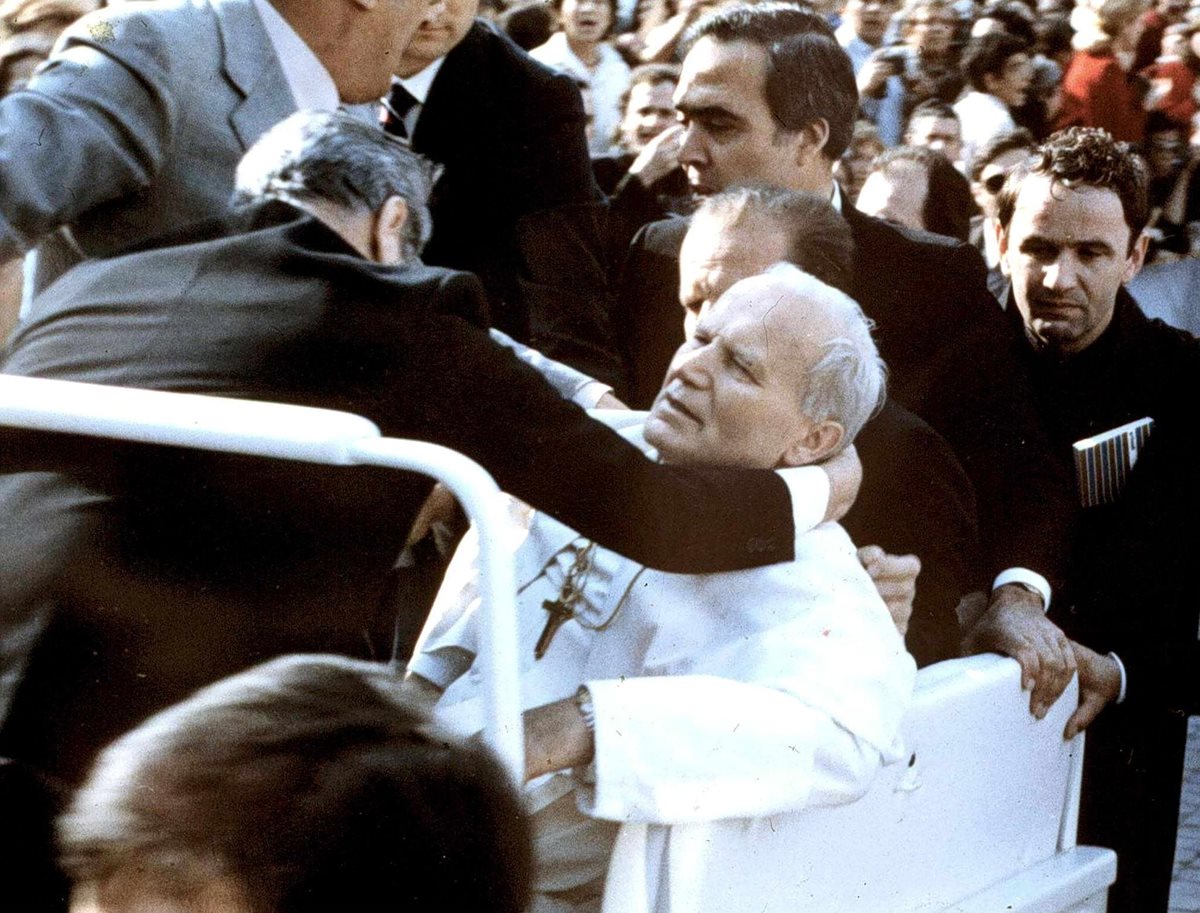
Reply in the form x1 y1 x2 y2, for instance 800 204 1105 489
406 263 917 912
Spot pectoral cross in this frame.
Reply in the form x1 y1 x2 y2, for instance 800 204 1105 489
535 598 574 660
534 541 597 660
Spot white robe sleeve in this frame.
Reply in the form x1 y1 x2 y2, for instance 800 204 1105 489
579 675 882 824
490 328 613 408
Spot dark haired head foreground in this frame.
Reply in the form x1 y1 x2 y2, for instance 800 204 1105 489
60 655 531 913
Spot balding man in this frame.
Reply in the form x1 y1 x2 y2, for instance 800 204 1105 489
0 0 431 302
410 263 916 912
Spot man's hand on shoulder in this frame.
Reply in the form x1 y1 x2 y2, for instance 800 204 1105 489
822 444 862 523
1063 640 1121 740
963 584 1076 719
858 545 919 636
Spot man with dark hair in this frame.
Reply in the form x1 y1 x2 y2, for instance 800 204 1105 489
970 126 1200 913
613 0 1074 689
60 654 532 913
968 126 1036 291
0 110 858 789
856 145 976 240
954 31 1033 170
904 99 964 168
613 64 680 156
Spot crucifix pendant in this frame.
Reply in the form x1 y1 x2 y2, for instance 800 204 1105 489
535 598 574 659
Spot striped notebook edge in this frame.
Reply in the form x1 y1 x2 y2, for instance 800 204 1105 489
1072 417 1155 508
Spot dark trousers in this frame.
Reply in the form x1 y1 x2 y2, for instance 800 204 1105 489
1079 704 1189 913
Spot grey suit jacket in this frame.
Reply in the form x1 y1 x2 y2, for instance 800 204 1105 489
0 0 295 290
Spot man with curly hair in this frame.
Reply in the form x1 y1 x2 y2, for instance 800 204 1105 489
969 126 1200 913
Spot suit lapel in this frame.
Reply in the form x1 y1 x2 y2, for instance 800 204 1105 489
213 0 296 150
412 21 488 152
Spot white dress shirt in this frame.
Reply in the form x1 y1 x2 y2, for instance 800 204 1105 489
251 0 338 111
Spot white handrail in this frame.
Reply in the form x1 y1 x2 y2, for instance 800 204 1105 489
0 376 523 781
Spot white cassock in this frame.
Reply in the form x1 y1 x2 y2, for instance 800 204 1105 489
409 415 917 911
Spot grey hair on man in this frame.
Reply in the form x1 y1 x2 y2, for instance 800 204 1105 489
234 110 441 262
763 261 886 449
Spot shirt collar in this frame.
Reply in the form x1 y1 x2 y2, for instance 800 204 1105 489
252 0 339 110
829 181 844 213
396 56 447 105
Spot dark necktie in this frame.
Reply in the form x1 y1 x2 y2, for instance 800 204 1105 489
380 82 419 139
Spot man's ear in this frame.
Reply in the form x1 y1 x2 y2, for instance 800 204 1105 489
1123 231 1149 284
794 119 831 167
371 195 409 265
781 420 845 467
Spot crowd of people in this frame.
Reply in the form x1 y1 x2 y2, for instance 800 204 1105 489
0 0 1196 910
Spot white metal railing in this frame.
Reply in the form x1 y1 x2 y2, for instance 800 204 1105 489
0 376 523 781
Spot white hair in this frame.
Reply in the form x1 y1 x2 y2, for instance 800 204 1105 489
759 262 886 450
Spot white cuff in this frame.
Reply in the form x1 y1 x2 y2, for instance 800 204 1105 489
775 465 830 544
1108 651 1127 704
991 568 1052 612
573 379 614 409
405 646 474 692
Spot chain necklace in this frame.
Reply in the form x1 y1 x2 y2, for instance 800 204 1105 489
532 541 651 660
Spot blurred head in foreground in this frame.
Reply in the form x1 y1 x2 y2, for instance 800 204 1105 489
59 654 531 913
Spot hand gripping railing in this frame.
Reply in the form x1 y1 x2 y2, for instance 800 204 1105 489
0 375 524 781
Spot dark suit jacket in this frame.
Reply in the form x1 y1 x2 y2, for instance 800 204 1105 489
410 21 622 386
848 401 979 667
614 205 1073 589
0 202 803 784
